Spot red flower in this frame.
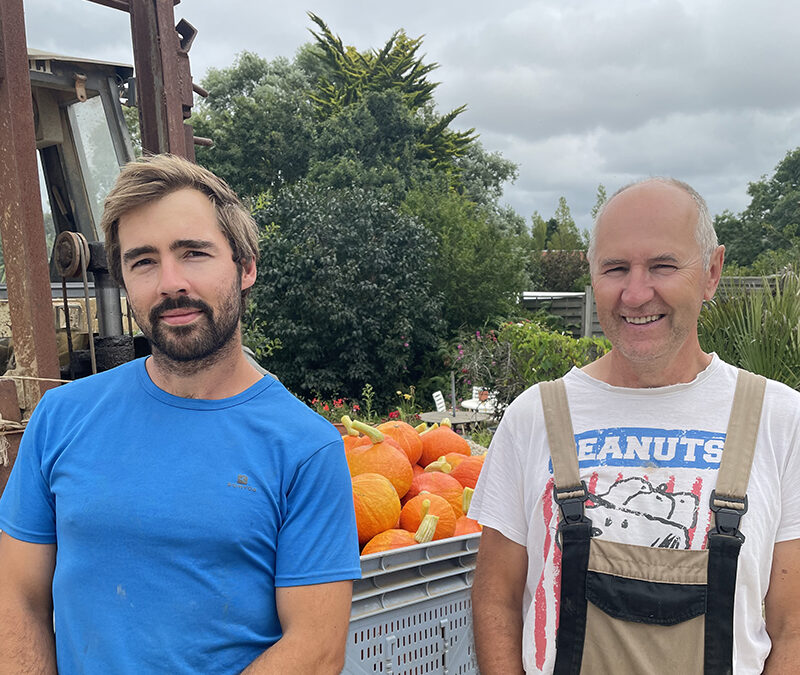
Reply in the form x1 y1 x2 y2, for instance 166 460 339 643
388 410 400 419
323 404 329 411
352 404 361 411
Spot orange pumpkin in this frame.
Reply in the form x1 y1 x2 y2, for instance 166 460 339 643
361 528 417 555
419 425 470 467
404 471 465 517
352 473 402 546
450 455 486 489
454 515 482 535
347 421 413 498
400 493 456 540
342 434 366 453
377 420 424 465
444 452 469 469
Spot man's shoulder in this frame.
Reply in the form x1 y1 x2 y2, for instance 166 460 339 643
40 358 141 408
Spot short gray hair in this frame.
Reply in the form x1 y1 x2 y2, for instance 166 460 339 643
588 177 717 271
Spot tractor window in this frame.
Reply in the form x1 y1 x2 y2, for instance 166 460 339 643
68 95 121 240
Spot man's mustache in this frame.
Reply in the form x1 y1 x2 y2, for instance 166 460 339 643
149 296 214 325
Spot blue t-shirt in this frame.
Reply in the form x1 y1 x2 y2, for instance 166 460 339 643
0 358 361 673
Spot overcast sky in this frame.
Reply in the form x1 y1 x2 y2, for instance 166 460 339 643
24 0 800 231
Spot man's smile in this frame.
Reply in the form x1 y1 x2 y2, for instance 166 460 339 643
623 314 665 325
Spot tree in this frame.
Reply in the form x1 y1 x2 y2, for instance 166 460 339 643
306 13 476 170
590 184 607 220
715 148 800 270
191 53 316 199
247 182 443 402
403 184 530 332
308 89 423 200
530 212 548 251
547 197 583 251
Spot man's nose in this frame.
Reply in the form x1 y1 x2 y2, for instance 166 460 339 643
157 258 189 296
620 267 655 307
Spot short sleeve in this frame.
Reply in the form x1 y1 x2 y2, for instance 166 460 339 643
274 438 361 586
0 399 57 542
468 408 529 546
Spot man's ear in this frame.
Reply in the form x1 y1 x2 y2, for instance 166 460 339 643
704 245 725 301
240 258 257 291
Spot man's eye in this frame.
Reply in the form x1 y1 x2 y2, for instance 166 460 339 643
130 259 153 269
185 250 209 258
653 264 677 272
604 266 626 275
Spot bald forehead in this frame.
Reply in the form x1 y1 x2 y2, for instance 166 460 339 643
597 180 698 232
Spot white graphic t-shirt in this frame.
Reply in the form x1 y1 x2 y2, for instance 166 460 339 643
470 356 800 674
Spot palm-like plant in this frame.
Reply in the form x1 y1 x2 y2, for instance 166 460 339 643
699 271 800 390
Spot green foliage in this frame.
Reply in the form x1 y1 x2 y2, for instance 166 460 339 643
454 321 611 414
590 184 607 220
192 53 316 199
528 196 588 290
452 142 518 207
309 90 421 199
530 212 548 250
548 196 583 251
535 250 590 291
246 181 444 404
715 148 800 270
698 271 800 390
306 12 476 169
403 184 531 332
122 105 142 157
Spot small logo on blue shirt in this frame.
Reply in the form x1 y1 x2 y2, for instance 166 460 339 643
228 474 256 492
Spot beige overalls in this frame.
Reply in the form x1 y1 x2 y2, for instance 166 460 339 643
539 370 766 675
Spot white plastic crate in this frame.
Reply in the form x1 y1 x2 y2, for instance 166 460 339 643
344 532 481 675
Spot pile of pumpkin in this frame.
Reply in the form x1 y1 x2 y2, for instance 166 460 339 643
342 415 485 556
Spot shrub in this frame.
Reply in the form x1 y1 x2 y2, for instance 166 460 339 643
699 271 800 390
246 182 444 404
455 321 610 415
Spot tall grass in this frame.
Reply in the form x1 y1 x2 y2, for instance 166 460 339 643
698 271 800 390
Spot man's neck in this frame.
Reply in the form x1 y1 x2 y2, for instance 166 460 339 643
582 348 713 388
145 339 262 400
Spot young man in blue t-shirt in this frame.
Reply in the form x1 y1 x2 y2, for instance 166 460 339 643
0 154 361 674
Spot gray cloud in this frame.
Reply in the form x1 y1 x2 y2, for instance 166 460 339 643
22 0 800 234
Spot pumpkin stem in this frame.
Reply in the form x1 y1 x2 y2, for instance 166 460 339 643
350 419 385 444
462 487 475 514
419 423 439 436
414 422 428 433
420 497 431 518
414 514 439 544
424 456 452 474
340 415 360 437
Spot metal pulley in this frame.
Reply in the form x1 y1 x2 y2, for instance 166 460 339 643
54 230 91 279
54 231 96 376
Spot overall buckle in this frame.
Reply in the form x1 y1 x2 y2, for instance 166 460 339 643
553 480 590 527
709 490 747 543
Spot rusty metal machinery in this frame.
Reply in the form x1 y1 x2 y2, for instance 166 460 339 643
54 231 134 379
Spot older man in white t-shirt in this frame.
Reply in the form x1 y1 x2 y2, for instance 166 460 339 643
469 178 800 674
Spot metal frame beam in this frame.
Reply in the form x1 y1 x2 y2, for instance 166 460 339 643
0 0 62 406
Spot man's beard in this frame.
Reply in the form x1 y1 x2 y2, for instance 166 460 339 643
136 280 243 373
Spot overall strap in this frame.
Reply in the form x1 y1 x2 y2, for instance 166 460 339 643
540 378 591 675
705 369 767 675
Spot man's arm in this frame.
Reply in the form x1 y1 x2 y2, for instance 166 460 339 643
0 532 57 672
240 580 353 674
764 538 800 673
472 526 528 675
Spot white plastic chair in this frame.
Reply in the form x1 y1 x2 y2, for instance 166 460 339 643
432 390 447 413
471 386 481 400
